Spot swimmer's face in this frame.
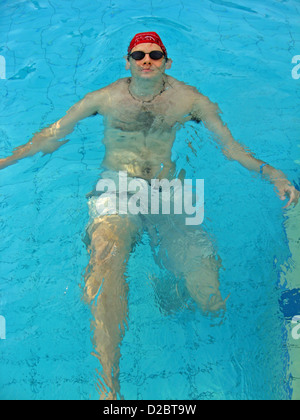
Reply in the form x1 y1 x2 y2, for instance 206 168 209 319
127 43 170 79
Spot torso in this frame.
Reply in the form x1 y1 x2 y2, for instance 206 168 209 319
96 75 199 180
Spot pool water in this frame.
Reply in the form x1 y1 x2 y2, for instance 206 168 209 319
0 0 299 400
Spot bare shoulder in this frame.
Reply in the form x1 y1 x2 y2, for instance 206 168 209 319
166 75 196 93
84 78 129 113
165 75 220 119
87 78 128 96
165 75 207 112
166 75 204 102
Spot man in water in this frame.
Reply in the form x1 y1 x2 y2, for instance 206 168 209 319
1 32 299 399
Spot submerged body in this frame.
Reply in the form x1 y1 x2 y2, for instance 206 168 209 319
83 74 226 399
0 33 299 400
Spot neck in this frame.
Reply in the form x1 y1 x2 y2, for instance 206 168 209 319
129 75 166 100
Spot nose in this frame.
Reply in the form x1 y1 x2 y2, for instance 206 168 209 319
142 53 152 65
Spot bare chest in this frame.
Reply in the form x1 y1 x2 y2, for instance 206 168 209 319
105 90 193 134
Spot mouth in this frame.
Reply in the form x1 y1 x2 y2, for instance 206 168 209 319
140 68 154 73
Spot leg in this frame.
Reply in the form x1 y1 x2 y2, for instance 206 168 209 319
152 219 227 314
83 214 140 400
184 253 226 313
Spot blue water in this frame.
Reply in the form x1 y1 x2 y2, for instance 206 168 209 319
1 0 299 400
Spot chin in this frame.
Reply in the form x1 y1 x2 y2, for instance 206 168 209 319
140 70 161 79
140 73 155 79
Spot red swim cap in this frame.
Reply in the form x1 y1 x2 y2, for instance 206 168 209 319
128 32 167 56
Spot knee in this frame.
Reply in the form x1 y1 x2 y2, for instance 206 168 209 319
89 226 128 264
202 292 227 313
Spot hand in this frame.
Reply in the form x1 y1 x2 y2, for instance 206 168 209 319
273 179 300 208
0 158 9 170
0 157 16 170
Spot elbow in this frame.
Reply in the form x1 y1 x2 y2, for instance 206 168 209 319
222 142 250 162
40 139 70 154
222 146 236 161
49 120 74 138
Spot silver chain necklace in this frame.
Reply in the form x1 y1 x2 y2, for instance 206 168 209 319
128 78 166 104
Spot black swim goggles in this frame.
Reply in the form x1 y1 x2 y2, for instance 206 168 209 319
128 50 166 61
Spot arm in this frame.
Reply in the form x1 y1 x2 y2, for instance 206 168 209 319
0 90 105 170
192 93 300 208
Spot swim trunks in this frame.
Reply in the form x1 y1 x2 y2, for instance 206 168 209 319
85 170 216 261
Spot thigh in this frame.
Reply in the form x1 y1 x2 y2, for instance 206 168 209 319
153 216 219 275
157 217 226 311
84 214 142 302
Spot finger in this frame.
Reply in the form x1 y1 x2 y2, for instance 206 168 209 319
224 294 231 303
278 189 287 201
283 191 294 209
283 199 292 209
275 185 286 200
